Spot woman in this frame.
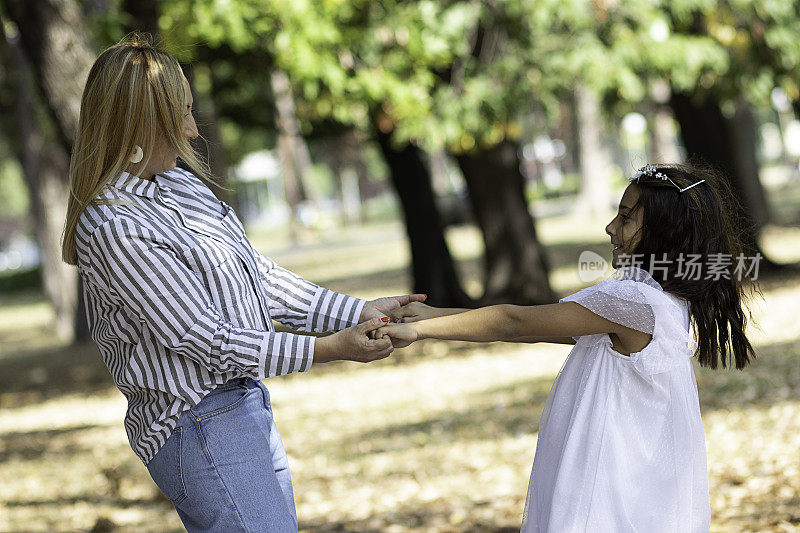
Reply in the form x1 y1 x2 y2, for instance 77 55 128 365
61 35 423 532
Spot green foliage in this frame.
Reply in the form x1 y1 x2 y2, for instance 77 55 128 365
100 0 800 162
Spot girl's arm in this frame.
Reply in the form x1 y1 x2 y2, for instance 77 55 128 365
388 302 576 345
504 336 577 345
389 301 469 323
380 302 650 354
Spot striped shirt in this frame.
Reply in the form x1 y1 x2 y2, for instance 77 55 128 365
75 168 364 463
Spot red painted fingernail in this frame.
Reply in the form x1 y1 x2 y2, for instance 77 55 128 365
381 317 390 322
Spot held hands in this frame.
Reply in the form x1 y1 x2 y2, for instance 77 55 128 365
362 296 452 349
373 322 421 349
388 301 440 323
315 295 429 364
359 294 428 322
314 318 395 364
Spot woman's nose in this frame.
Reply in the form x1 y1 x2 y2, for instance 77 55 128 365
186 121 199 140
605 220 614 237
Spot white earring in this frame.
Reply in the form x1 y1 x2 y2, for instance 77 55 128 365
129 145 143 164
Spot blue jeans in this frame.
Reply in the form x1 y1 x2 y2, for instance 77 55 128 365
146 378 297 532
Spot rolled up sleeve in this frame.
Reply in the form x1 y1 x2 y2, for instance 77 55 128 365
89 219 314 377
252 250 365 332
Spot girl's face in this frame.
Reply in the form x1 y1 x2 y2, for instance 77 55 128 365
605 184 644 267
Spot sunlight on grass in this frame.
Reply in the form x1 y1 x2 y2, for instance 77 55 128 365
760 224 800 264
0 291 61 357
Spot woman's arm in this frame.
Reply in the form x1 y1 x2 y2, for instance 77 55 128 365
89 220 391 376
252 250 365 332
379 302 650 354
253 250 426 331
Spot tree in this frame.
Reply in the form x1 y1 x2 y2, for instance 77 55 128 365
154 0 800 302
456 141 554 304
247 0 556 304
568 0 800 265
0 26 76 340
574 84 613 217
156 0 477 305
3 0 93 149
375 123 472 306
669 92 769 256
271 66 323 241
659 5 787 263
1 0 98 340
122 0 158 36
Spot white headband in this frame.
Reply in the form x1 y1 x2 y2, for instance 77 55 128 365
628 164 705 192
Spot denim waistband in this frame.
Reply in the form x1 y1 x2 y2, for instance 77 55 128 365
209 377 252 394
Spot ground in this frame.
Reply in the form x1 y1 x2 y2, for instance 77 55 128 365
1 194 800 532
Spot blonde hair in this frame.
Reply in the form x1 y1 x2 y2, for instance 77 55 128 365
62 33 211 265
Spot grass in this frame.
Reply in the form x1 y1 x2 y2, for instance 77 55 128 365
2 200 800 532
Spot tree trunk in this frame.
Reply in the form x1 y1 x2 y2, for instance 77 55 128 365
574 84 612 216
314 130 365 225
375 128 472 308
455 141 555 305
270 68 321 240
3 0 94 149
647 104 683 164
4 0 96 340
122 0 159 35
185 65 235 207
670 92 771 260
5 35 77 341
339 167 361 225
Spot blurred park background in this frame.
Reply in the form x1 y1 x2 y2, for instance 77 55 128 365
1 0 800 531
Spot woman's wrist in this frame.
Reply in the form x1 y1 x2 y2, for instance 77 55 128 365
313 334 338 364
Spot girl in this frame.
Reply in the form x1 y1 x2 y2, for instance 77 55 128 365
62 35 424 532
379 163 757 532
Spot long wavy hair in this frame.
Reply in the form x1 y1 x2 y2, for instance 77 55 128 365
627 162 757 370
61 33 211 265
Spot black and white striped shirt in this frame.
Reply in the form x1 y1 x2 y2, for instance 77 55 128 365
75 168 364 463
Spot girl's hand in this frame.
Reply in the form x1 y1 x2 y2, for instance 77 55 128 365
390 301 457 323
375 323 420 349
314 318 394 363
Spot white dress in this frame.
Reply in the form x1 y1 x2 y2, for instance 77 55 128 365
521 267 710 532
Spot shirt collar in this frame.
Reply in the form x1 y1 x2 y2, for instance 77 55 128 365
108 171 160 199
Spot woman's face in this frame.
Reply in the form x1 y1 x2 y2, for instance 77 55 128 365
605 184 644 268
142 75 198 178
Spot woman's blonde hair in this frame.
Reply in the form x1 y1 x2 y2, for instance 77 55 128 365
62 33 210 265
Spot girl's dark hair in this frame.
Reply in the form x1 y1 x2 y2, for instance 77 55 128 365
629 162 757 370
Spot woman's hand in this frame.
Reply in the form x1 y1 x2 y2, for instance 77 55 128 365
359 294 427 322
314 318 394 363
374 323 421 349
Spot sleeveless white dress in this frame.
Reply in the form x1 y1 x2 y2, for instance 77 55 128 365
521 267 710 532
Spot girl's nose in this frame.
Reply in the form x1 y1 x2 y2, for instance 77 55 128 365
605 219 614 237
